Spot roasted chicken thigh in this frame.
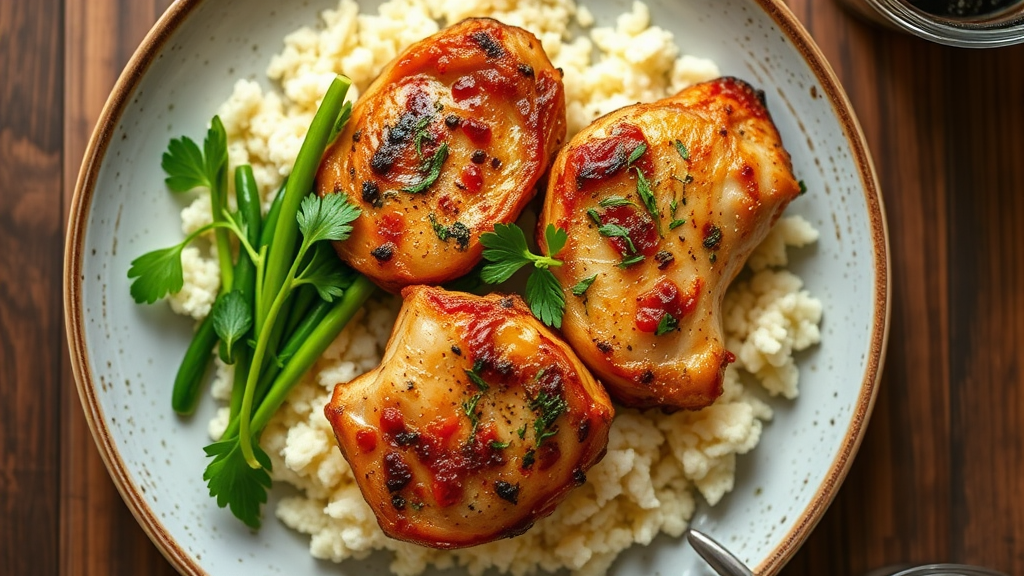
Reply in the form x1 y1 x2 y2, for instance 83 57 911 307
317 18 566 292
324 286 614 548
539 77 801 411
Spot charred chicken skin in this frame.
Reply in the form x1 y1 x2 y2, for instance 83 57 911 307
317 18 566 293
539 77 801 411
324 286 614 548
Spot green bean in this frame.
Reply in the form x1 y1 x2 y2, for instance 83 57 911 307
258 76 351 331
259 179 287 249
227 165 263 420
171 314 217 415
253 297 334 406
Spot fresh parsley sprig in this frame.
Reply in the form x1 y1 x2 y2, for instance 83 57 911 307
479 223 568 328
162 116 234 291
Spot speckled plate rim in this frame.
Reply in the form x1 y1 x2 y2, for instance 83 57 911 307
62 1 890 575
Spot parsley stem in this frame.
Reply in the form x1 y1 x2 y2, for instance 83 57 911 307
238 240 308 468
259 76 351 329
220 275 375 440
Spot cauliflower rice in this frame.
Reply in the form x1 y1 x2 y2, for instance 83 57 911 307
176 0 825 574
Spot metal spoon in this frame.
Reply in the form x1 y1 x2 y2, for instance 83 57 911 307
685 529 754 576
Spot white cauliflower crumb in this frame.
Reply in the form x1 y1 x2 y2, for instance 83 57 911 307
166 246 219 319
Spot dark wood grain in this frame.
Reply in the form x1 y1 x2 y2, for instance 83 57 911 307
0 0 1020 574
0 0 64 574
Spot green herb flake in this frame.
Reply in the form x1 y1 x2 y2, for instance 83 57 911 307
587 208 602 225
529 391 567 447
599 196 635 208
597 223 637 254
517 425 527 439
490 440 511 450
674 139 690 160
522 449 536 469
404 142 448 194
669 219 687 230
618 254 645 269
798 180 808 195
465 359 490 391
463 392 484 427
571 274 597 296
627 142 647 166
634 167 662 236
655 312 679 336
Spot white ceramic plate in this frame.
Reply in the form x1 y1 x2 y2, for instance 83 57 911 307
65 0 889 574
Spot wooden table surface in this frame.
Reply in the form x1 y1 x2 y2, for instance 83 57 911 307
3 0 1023 574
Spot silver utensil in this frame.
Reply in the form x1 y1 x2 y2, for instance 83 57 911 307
685 529 754 576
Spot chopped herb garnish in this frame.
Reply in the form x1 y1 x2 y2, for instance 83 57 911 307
674 139 690 160
522 448 536 469
529 391 567 447
599 196 636 208
634 167 662 236
571 274 597 296
429 213 470 250
490 440 511 450
618 254 645 268
587 208 602 225
404 142 448 193
627 142 647 166
669 219 686 230
655 312 679 335
465 359 490 391
462 392 483 428
597 223 637 254
669 199 678 213
413 114 435 159
517 424 527 439
799 180 807 195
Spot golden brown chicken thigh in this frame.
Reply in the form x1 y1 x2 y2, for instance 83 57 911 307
317 18 566 293
538 77 801 411
324 286 613 548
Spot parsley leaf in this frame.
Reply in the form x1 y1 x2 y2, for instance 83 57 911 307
127 243 187 304
404 142 448 193
490 440 511 450
480 223 534 283
587 208 602 225
160 117 228 193
525 268 565 329
669 219 687 230
674 139 690 160
212 291 253 364
478 223 568 327
296 243 357 302
634 167 662 236
545 224 568 257
202 438 273 530
655 312 679 336
296 193 361 245
571 274 597 296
